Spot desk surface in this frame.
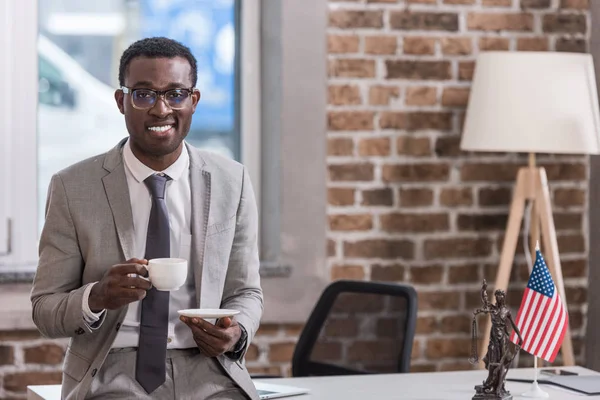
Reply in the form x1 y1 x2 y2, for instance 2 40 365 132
28 366 598 400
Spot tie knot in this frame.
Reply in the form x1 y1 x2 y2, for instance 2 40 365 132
144 173 170 199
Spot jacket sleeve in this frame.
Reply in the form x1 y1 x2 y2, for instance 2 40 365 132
220 166 264 352
30 173 92 338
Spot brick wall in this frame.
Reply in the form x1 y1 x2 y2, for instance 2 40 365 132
0 0 592 398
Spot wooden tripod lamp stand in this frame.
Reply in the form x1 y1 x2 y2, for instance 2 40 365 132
460 51 600 368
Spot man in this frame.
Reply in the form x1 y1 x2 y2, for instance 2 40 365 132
31 37 263 400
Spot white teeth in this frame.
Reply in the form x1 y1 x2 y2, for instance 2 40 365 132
148 125 173 132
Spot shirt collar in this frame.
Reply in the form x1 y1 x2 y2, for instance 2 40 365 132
123 139 189 183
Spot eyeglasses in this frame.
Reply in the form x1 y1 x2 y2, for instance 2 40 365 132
121 86 195 110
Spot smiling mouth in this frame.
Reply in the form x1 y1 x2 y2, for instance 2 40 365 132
147 125 174 133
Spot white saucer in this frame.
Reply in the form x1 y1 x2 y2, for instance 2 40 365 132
177 308 240 319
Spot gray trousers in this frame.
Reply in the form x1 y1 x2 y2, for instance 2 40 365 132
86 348 248 400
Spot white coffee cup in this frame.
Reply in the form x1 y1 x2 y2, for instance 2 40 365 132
146 258 188 291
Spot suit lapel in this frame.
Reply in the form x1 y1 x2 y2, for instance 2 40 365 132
187 144 210 308
102 140 135 261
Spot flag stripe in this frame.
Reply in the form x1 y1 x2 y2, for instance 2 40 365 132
522 293 551 353
511 288 533 343
545 306 567 362
530 294 559 356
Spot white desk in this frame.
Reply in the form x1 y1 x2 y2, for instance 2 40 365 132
28 366 599 400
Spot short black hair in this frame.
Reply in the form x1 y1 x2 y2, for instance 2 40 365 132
118 37 198 87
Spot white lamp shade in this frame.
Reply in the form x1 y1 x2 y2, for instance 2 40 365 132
461 51 600 155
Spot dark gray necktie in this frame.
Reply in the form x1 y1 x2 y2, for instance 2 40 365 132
136 173 171 394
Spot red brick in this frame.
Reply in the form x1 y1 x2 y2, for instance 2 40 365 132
0 345 14 365
406 87 437 106
410 265 444 284
328 138 354 156
329 10 384 29
328 188 354 206
0 331 41 341
247 366 282 376
458 61 475 81
442 87 470 107
358 137 391 156
246 344 259 361
329 214 373 231
311 343 343 362
371 264 406 281
328 111 374 131
408 0 437 3
257 324 282 336
556 38 586 53
448 264 480 284
24 344 64 365
554 212 582 231
419 291 461 310
348 340 397 362
269 343 296 363
522 0 551 8
560 0 589 9
369 86 400 106
517 37 549 51
416 317 438 334
411 364 437 372
479 187 512 206
408 112 452 130
483 0 511 5
424 238 493 259
328 35 360 54
467 13 534 31
331 265 366 280
404 37 436 55
383 164 450 182
543 14 586 33
558 234 585 253
440 315 472 333
362 188 393 206
542 163 587 181
461 163 519 182
399 188 434 207
365 36 398 55
566 286 586 305
380 112 408 129
479 37 510 51
325 319 359 337
440 188 473 207
381 213 449 233
344 240 415 259
554 188 585 207
328 85 361 105
4 372 63 393
457 213 507 231
333 293 385 313
329 163 375 181
397 137 431 157
444 0 475 3
329 59 376 78
435 136 462 158
328 239 336 257
426 338 471 359
386 61 451 80
562 259 586 278
390 11 459 31
441 37 473 55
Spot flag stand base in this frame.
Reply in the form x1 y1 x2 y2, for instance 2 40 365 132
520 381 549 398
477 155 574 368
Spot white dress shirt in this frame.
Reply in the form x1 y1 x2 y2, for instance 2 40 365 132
82 139 197 349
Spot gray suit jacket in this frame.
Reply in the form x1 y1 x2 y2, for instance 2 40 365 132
30 139 263 400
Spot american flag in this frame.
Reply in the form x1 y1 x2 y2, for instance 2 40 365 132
509 249 568 363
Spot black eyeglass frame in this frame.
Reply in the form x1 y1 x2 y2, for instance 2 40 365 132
120 86 196 110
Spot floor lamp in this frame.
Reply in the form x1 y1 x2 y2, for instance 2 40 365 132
460 51 600 368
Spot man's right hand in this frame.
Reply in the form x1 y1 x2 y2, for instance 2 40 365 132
88 258 151 312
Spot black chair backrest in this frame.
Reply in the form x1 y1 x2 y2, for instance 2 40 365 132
291 280 418 377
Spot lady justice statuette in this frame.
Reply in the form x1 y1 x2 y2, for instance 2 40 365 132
469 280 523 400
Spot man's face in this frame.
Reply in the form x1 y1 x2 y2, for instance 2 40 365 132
115 56 200 158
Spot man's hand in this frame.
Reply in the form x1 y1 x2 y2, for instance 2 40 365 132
180 316 242 357
88 258 151 312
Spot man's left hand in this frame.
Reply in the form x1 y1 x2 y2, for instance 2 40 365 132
180 316 241 357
